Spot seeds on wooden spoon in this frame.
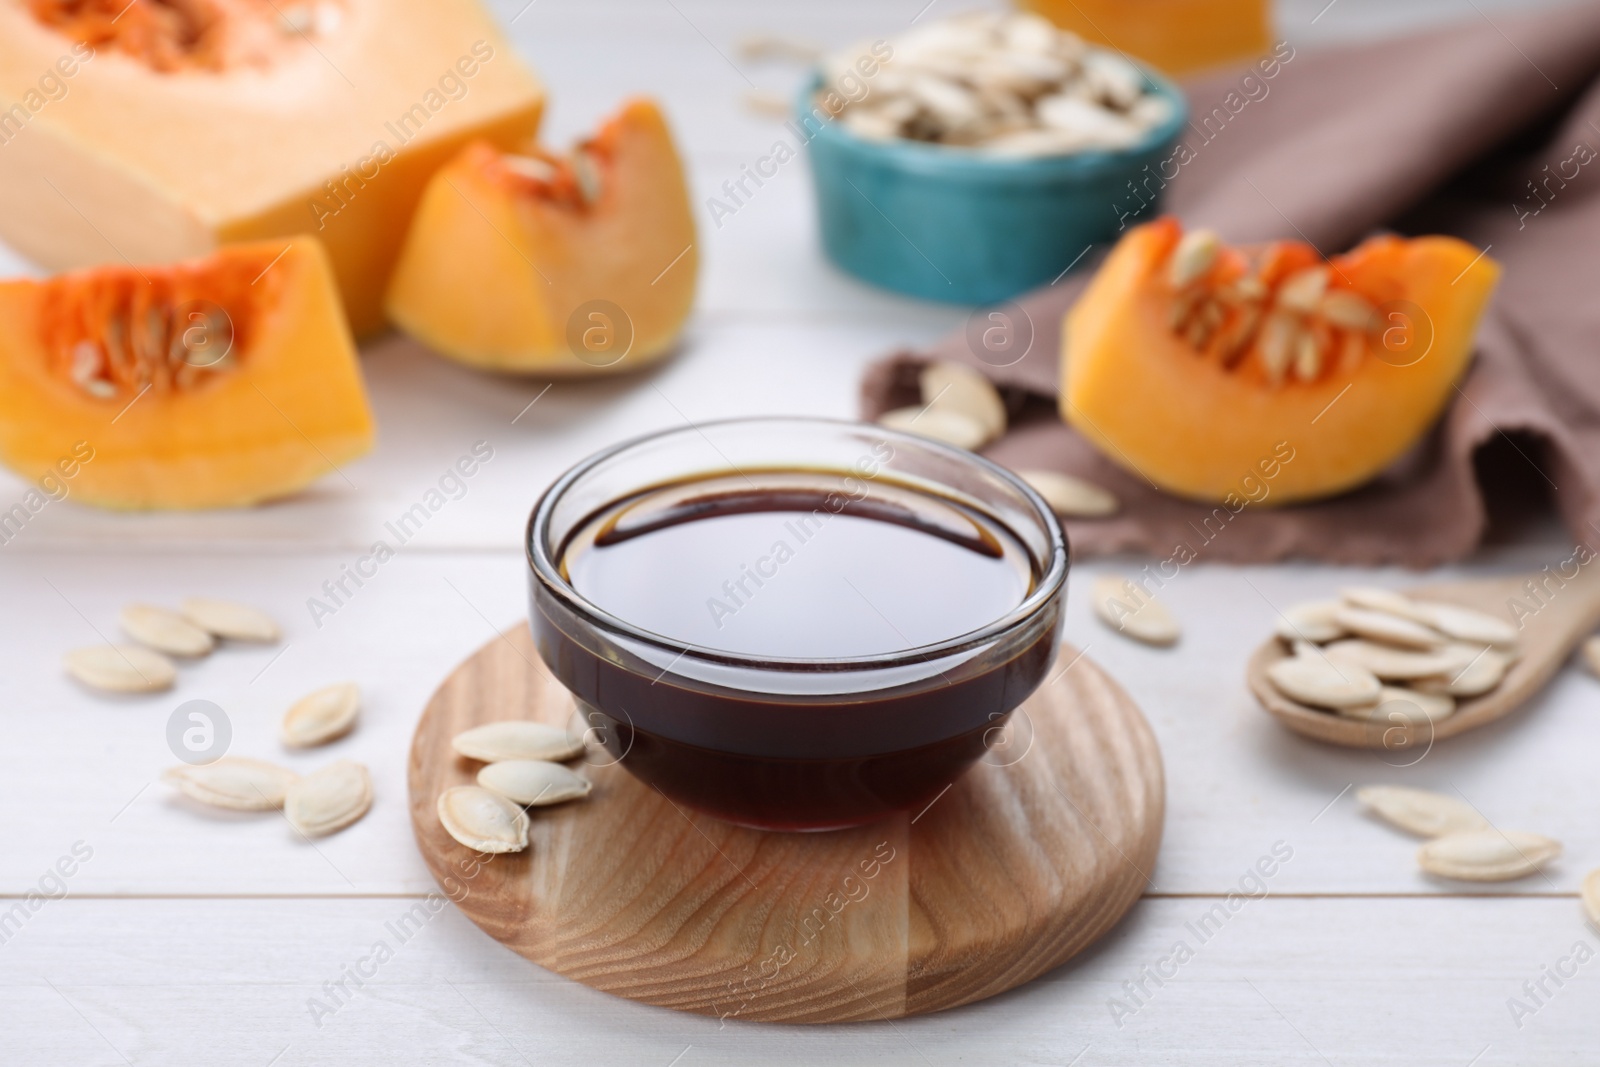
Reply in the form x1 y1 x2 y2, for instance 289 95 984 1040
282 682 361 747
1331 606 1444 650
1323 639 1473 680
877 405 988 451
1265 650 1380 708
64 644 177 693
285 760 372 836
477 760 592 807
162 757 299 811
1275 600 1344 644
1091 575 1179 646
1017 469 1118 518
437 785 530 853
920 360 1006 442
1583 868 1600 928
181 597 280 642
1417 829 1561 882
1416 603 1518 649
1356 785 1490 838
120 604 215 658
452 721 584 763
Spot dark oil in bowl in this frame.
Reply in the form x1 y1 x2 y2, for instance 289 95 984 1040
531 469 1060 831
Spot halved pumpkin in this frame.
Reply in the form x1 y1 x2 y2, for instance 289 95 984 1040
385 97 697 375
0 237 374 510
0 0 543 336
1062 217 1500 505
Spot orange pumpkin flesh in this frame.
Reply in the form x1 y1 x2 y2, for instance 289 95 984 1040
384 97 697 375
0 237 374 510
1062 217 1501 505
0 0 544 336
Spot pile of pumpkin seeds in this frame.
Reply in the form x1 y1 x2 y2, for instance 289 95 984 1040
161 680 371 837
1266 587 1518 725
64 597 279 694
437 719 592 853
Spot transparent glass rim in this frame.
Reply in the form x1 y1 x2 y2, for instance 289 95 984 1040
526 416 1069 672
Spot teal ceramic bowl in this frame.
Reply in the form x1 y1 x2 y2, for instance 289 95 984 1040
798 72 1188 304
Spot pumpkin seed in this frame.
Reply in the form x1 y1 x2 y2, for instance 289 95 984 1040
1091 575 1179 646
477 760 593 807
1167 229 1220 288
1017 469 1118 518
284 760 371 836
181 597 280 642
1291 329 1323 381
1337 685 1454 724
452 721 585 763
282 682 361 747
1411 644 1511 697
119 604 214 658
1417 829 1560 882
1256 311 1296 385
1356 785 1490 838
1276 266 1330 314
1416 602 1518 648
1331 606 1444 650
437 786 530 853
920 360 1006 442
1341 586 1433 625
571 149 602 206
877 405 988 451
64 644 177 693
1275 600 1344 644
1583 868 1600 927
1265 649 1380 708
1318 290 1380 331
162 757 299 811
1324 639 1474 680
502 153 558 183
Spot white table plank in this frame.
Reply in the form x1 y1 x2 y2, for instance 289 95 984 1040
4 896 1594 1065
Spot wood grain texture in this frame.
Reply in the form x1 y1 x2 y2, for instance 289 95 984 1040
1247 563 1600 748
407 625 1164 1023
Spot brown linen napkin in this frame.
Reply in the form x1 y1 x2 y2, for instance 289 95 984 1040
861 3 1600 566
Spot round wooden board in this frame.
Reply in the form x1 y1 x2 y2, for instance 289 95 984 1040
407 625 1165 1024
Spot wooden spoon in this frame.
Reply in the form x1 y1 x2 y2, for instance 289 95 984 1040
1247 562 1600 748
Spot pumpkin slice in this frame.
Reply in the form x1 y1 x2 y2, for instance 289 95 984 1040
0 237 374 510
385 97 697 376
0 0 543 336
1061 217 1500 505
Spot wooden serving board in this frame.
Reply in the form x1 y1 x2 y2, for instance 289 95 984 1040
407 626 1164 1023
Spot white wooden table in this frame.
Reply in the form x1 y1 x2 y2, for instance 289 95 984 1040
3 1 1595 1063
